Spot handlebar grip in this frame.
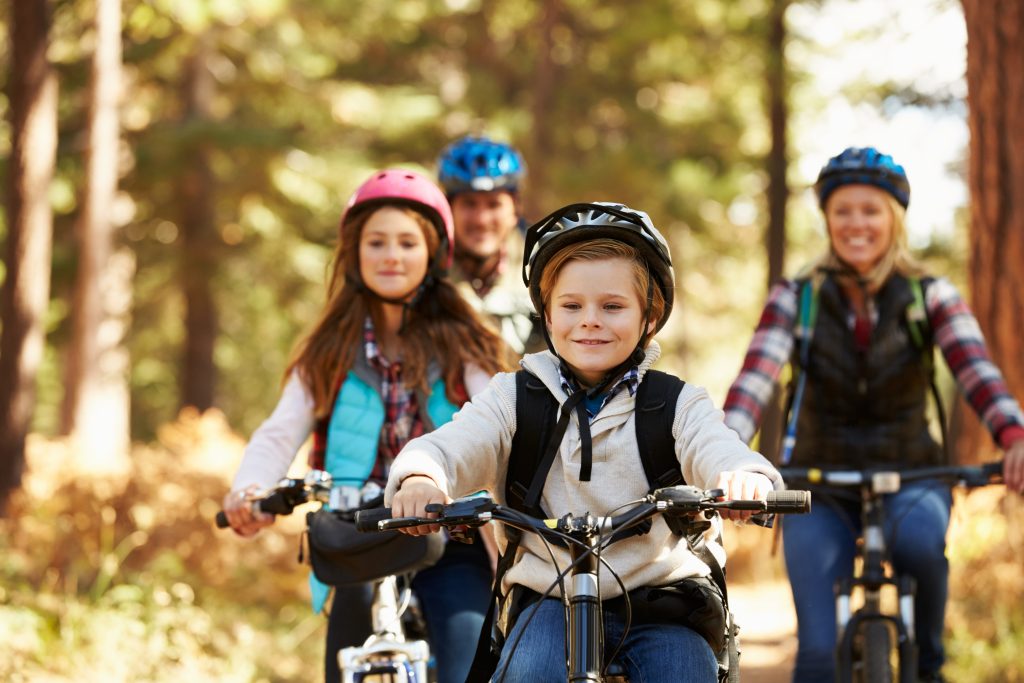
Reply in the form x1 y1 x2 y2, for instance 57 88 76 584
355 507 393 532
765 489 811 514
258 490 296 516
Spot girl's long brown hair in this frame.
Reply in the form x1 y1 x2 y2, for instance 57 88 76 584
287 203 515 417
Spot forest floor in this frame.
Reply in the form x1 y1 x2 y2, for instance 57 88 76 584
730 579 796 683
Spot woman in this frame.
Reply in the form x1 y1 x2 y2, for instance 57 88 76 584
223 169 514 683
723 146 1024 683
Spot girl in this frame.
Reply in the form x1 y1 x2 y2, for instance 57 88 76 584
386 202 782 683
223 169 514 683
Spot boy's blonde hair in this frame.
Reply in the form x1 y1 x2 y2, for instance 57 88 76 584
811 193 925 291
537 238 665 347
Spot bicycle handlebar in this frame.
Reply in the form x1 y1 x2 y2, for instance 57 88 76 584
354 486 812 537
215 470 337 529
779 462 1004 491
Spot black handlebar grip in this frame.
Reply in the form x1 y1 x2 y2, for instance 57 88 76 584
215 511 229 528
355 507 393 532
765 489 811 514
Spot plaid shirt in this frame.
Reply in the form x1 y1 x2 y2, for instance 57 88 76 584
363 318 426 482
558 364 640 420
723 277 1024 450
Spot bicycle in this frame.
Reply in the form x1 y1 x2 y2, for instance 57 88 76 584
216 470 442 683
355 484 812 683
778 462 1004 683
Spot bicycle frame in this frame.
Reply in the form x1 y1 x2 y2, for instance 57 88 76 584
780 463 1002 683
338 575 431 683
832 474 917 683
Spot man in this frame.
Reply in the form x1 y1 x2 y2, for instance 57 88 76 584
437 135 543 355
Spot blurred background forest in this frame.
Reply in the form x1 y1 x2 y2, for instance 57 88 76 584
1 0 1023 680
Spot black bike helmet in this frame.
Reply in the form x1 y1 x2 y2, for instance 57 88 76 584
814 146 911 209
522 202 675 334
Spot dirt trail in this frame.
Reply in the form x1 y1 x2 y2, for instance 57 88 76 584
729 579 797 683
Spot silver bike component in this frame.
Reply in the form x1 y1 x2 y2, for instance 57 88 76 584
836 594 852 635
330 485 363 511
571 573 600 599
863 526 886 553
899 594 916 642
339 575 431 683
871 471 901 494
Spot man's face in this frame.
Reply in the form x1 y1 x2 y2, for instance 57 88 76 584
450 190 518 260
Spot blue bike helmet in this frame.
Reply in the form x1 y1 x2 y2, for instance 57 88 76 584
814 146 910 209
437 136 526 196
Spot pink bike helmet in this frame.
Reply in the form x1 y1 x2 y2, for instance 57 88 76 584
341 169 455 273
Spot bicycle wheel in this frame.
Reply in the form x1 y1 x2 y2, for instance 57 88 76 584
859 621 893 683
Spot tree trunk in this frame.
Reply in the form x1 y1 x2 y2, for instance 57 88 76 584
523 1 560 220
179 36 219 413
60 0 132 471
0 0 58 513
958 0 1024 463
758 0 791 463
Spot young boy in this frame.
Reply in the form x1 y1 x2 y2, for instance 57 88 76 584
385 202 782 683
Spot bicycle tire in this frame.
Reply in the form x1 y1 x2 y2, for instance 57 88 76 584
860 621 893 683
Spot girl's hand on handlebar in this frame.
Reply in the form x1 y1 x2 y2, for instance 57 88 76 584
392 475 448 536
222 485 274 537
1005 440 1024 494
714 471 774 523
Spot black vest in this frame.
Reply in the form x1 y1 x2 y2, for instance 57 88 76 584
789 273 942 469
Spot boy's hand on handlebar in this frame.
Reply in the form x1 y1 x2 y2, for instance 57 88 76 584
392 475 448 536
714 471 774 523
1006 441 1024 494
222 485 274 537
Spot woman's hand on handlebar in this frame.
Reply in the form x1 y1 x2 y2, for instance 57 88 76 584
392 475 448 536
1005 440 1024 494
222 485 274 537
714 471 775 523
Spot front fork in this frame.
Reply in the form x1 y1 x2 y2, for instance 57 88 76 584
834 575 918 683
567 534 604 683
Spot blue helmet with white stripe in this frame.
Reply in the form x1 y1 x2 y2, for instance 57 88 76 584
814 147 910 209
437 136 525 196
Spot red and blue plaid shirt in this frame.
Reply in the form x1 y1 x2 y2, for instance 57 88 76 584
723 277 1024 450
363 318 426 482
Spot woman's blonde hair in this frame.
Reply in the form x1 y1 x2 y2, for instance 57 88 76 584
810 192 925 291
286 203 514 416
537 238 665 347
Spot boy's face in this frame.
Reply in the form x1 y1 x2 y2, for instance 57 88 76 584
545 257 650 388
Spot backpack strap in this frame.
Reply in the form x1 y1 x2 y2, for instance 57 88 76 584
906 276 950 464
635 369 687 490
780 275 823 465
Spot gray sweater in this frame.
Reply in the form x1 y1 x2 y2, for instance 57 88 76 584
386 342 782 598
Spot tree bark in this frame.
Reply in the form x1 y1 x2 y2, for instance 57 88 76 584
0 0 58 512
523 1 560 220
759 0 791 463
60 0 132 470
179 36 219 413
958 0 1024 463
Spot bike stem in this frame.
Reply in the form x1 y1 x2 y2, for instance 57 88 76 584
567 517 604 683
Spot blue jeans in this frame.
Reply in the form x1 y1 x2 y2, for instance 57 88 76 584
494 596 718 683
325 538 491 683
783 482 952 682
